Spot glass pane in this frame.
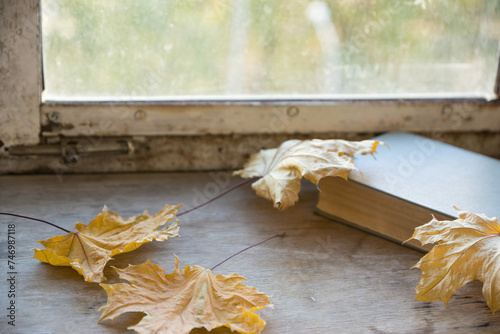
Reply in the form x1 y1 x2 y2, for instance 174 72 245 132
41 0 500 101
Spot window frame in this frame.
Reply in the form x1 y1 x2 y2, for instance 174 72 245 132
40 98 500 139
2 1 500 148
0 0 42 147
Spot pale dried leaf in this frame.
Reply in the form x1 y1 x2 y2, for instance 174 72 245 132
234 138 382 209
409 210 500 312
99 256 272 334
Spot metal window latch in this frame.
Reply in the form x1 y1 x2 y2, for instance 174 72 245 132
7 137 134 164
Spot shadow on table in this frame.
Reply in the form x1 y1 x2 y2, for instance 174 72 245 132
100 312 237 334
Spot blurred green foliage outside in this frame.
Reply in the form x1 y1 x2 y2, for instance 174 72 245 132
41 0 500 99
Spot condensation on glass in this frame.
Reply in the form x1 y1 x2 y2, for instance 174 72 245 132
41 0 500 101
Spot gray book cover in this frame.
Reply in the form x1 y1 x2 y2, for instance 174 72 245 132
349 132 499 219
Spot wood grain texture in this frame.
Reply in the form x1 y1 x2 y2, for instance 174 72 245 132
0 172 499 333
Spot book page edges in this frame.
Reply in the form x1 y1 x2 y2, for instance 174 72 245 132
316 177 455 253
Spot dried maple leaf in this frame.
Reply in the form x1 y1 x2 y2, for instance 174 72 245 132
234 138 382 210
33 204 181 283
99 256 272 334
409 210 500 312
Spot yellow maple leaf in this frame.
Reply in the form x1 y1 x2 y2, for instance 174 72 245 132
409 210 500 312
32 204 181 283
99 256 272 334
234 138 382 210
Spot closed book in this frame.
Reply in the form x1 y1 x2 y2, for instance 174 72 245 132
316 131 500 252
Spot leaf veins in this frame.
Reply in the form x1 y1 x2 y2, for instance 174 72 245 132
409 210 500 313
32 204 181 282
234 138 382 210
99 256 272 334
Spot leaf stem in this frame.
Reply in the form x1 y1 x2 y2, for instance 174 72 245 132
0 212 72 233
177 176 260 217
211 233 286 271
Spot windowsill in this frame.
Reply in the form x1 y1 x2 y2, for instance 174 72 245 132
42 93 499 105
1 171 497 332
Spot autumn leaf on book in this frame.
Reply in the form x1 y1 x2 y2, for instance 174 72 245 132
234 138 383 210
32 204 181 283
409 210 500 312
99 256 272 334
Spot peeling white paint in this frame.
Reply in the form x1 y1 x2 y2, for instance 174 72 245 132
1 132 498 175
0 0 41 146
40 102 500 138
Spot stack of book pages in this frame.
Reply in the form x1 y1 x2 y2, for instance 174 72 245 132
316 132 500 252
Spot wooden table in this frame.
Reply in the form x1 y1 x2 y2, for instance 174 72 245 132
0 172 498 333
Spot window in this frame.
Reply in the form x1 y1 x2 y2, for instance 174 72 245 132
1 1 499 171
42 0 500 101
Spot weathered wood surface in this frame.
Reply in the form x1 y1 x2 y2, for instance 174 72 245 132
0 0 41 147
0 172 498 333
